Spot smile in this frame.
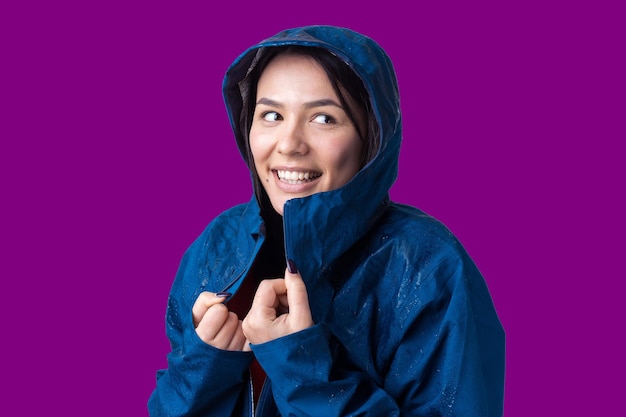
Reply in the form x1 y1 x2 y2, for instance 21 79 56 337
275 169 322 184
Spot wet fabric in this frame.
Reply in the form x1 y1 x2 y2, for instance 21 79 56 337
148 25 505 417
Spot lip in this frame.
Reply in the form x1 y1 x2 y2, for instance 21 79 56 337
271 168 322 193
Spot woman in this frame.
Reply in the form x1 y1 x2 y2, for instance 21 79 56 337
148 25 505 417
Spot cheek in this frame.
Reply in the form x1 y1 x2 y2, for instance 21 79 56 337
335 141 363 177
249 134 266 167
249 139 275 192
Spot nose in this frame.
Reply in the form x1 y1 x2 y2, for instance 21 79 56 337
276 120 308 155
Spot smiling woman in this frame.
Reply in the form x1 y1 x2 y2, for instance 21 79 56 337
148 25 505 417
248 52 364 216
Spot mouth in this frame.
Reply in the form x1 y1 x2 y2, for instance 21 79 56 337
275 169 322 185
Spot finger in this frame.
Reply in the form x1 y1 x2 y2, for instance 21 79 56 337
226 320 247 351
212 311 242 350
251 279 287 313
195 303 229 342
242 338 252 352
243 279 287 344
192 291 229 328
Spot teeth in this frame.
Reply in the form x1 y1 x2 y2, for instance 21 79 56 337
277 170 320 184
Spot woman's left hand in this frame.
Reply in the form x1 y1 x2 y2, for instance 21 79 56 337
242 264 314 344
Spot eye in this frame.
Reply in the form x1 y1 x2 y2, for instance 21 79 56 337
261 111 282 122
312 114 335 124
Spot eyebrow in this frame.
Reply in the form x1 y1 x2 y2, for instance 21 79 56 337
256 97 344 110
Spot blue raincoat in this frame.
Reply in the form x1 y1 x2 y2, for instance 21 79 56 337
149 25 505 416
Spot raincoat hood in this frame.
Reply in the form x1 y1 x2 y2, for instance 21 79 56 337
222 25 401 271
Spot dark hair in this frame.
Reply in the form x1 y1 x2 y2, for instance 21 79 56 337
238 46 380 208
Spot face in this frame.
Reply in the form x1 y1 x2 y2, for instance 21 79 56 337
249 53 364 216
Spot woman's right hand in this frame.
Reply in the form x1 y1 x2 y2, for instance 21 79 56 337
192 292 251 352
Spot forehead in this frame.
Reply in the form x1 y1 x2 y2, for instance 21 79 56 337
257 53 334 94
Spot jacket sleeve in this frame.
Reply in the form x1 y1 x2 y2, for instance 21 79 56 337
384 251 505 417
147 241 255 417
252 250 504 417
252 324 403 417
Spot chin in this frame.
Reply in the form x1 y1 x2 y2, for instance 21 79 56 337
269 199 285 216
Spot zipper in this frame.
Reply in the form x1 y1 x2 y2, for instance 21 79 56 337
216 229 264 416
254 378 271 416
218 233 265 295
249 371 255 417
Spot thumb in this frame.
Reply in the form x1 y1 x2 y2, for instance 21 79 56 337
285 259 313 328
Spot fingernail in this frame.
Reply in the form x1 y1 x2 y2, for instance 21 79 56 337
287 259 298 274
216 291 232 298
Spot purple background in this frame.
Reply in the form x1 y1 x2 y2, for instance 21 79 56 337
1 1 624 415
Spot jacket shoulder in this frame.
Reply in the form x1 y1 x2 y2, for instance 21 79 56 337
371 202 481 286
381 202 463 253
194 202 253 243
375 203 495 312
